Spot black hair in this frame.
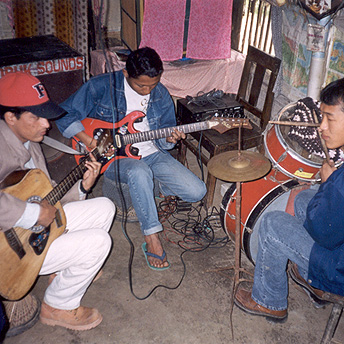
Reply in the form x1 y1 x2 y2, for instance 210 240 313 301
125 47 163 79
320 78 344 111
0 105 25 120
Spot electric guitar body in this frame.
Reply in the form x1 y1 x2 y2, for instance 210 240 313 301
73 111 252 174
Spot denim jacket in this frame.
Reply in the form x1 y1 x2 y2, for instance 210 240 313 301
56 71 176 151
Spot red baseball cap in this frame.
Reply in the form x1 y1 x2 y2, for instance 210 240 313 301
0 72 66 119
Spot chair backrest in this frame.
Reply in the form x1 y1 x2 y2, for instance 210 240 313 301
236 45 281 131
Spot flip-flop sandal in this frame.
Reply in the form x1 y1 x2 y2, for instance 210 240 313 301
142 243 170 271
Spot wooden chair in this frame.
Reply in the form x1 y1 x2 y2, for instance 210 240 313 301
178 45 281 207
289 263 344 343
319 293 344 344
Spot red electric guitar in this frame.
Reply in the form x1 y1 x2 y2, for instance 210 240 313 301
72 111 252 173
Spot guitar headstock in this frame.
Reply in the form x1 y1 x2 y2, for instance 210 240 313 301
92 129 114 159
208 117 252 134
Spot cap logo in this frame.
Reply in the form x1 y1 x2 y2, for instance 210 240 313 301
32 82 46 99
0 72 65 118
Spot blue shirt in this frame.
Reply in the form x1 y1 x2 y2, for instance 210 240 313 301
304 165 344 296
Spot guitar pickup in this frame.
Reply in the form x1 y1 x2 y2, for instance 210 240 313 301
114 134 122 148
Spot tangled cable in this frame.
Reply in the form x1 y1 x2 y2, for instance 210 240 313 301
157 197 229 252
185 89 225 107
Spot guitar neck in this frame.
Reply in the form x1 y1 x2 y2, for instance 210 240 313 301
122 121 210 145
44 148 100 205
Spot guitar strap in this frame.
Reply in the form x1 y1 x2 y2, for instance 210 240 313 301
42 136 86 155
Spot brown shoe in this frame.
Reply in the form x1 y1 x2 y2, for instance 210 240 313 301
48 269 103 286
289 263 328 308
40 302 102 330
234 287 287 322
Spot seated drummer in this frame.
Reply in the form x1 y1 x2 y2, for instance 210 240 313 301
234 78 344 322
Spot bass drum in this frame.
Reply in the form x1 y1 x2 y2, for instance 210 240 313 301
220 169 311 264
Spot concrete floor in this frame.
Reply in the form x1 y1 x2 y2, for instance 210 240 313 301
3 101 344 344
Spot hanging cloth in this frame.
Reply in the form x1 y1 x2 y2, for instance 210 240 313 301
186 0 233 60
139 0 186 61
140 0 233 61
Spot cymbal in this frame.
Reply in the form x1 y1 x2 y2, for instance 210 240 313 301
208 151 271 182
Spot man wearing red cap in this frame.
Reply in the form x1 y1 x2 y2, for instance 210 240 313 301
0 72 116 332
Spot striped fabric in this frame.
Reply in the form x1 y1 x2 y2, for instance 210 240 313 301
12 0 88 73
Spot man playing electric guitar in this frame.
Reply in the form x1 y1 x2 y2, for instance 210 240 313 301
56 47 207 270
0 72 115 332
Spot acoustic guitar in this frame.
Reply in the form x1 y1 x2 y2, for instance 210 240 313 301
72 111 252 173
0 131 113 300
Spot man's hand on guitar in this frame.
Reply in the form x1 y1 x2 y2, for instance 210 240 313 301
82 153 101 191
38 200 57 227
166 129 186 144
82 132 114 157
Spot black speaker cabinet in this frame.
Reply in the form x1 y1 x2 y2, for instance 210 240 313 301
0 35 85 179
0 35 85 104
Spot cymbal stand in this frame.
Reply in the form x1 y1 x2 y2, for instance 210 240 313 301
206 123 253 339
207 123 253 282
206 119 272 339
234 124 253 284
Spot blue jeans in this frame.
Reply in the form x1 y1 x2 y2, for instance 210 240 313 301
251 188 318 310
104 151 207 236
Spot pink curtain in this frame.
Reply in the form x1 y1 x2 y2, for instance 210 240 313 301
186 0 232 60
139 0 186 61
139 0 233 61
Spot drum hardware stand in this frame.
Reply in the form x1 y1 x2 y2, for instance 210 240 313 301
207 122 271 339
269 120 320 127
268 171 293 191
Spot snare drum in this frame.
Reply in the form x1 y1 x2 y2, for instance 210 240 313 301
264 103 323 182
220 169 311 264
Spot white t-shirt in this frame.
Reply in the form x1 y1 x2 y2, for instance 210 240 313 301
124 78 158 158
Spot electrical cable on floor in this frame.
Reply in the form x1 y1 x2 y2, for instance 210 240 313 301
122 196 230 301
94 0 187 301
95 0 228 301
158 197 230 253
122 224 188 301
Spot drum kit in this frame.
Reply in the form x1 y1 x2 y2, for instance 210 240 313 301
207 102 331 288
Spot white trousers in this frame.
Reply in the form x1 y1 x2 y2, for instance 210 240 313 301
39 197 116 310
